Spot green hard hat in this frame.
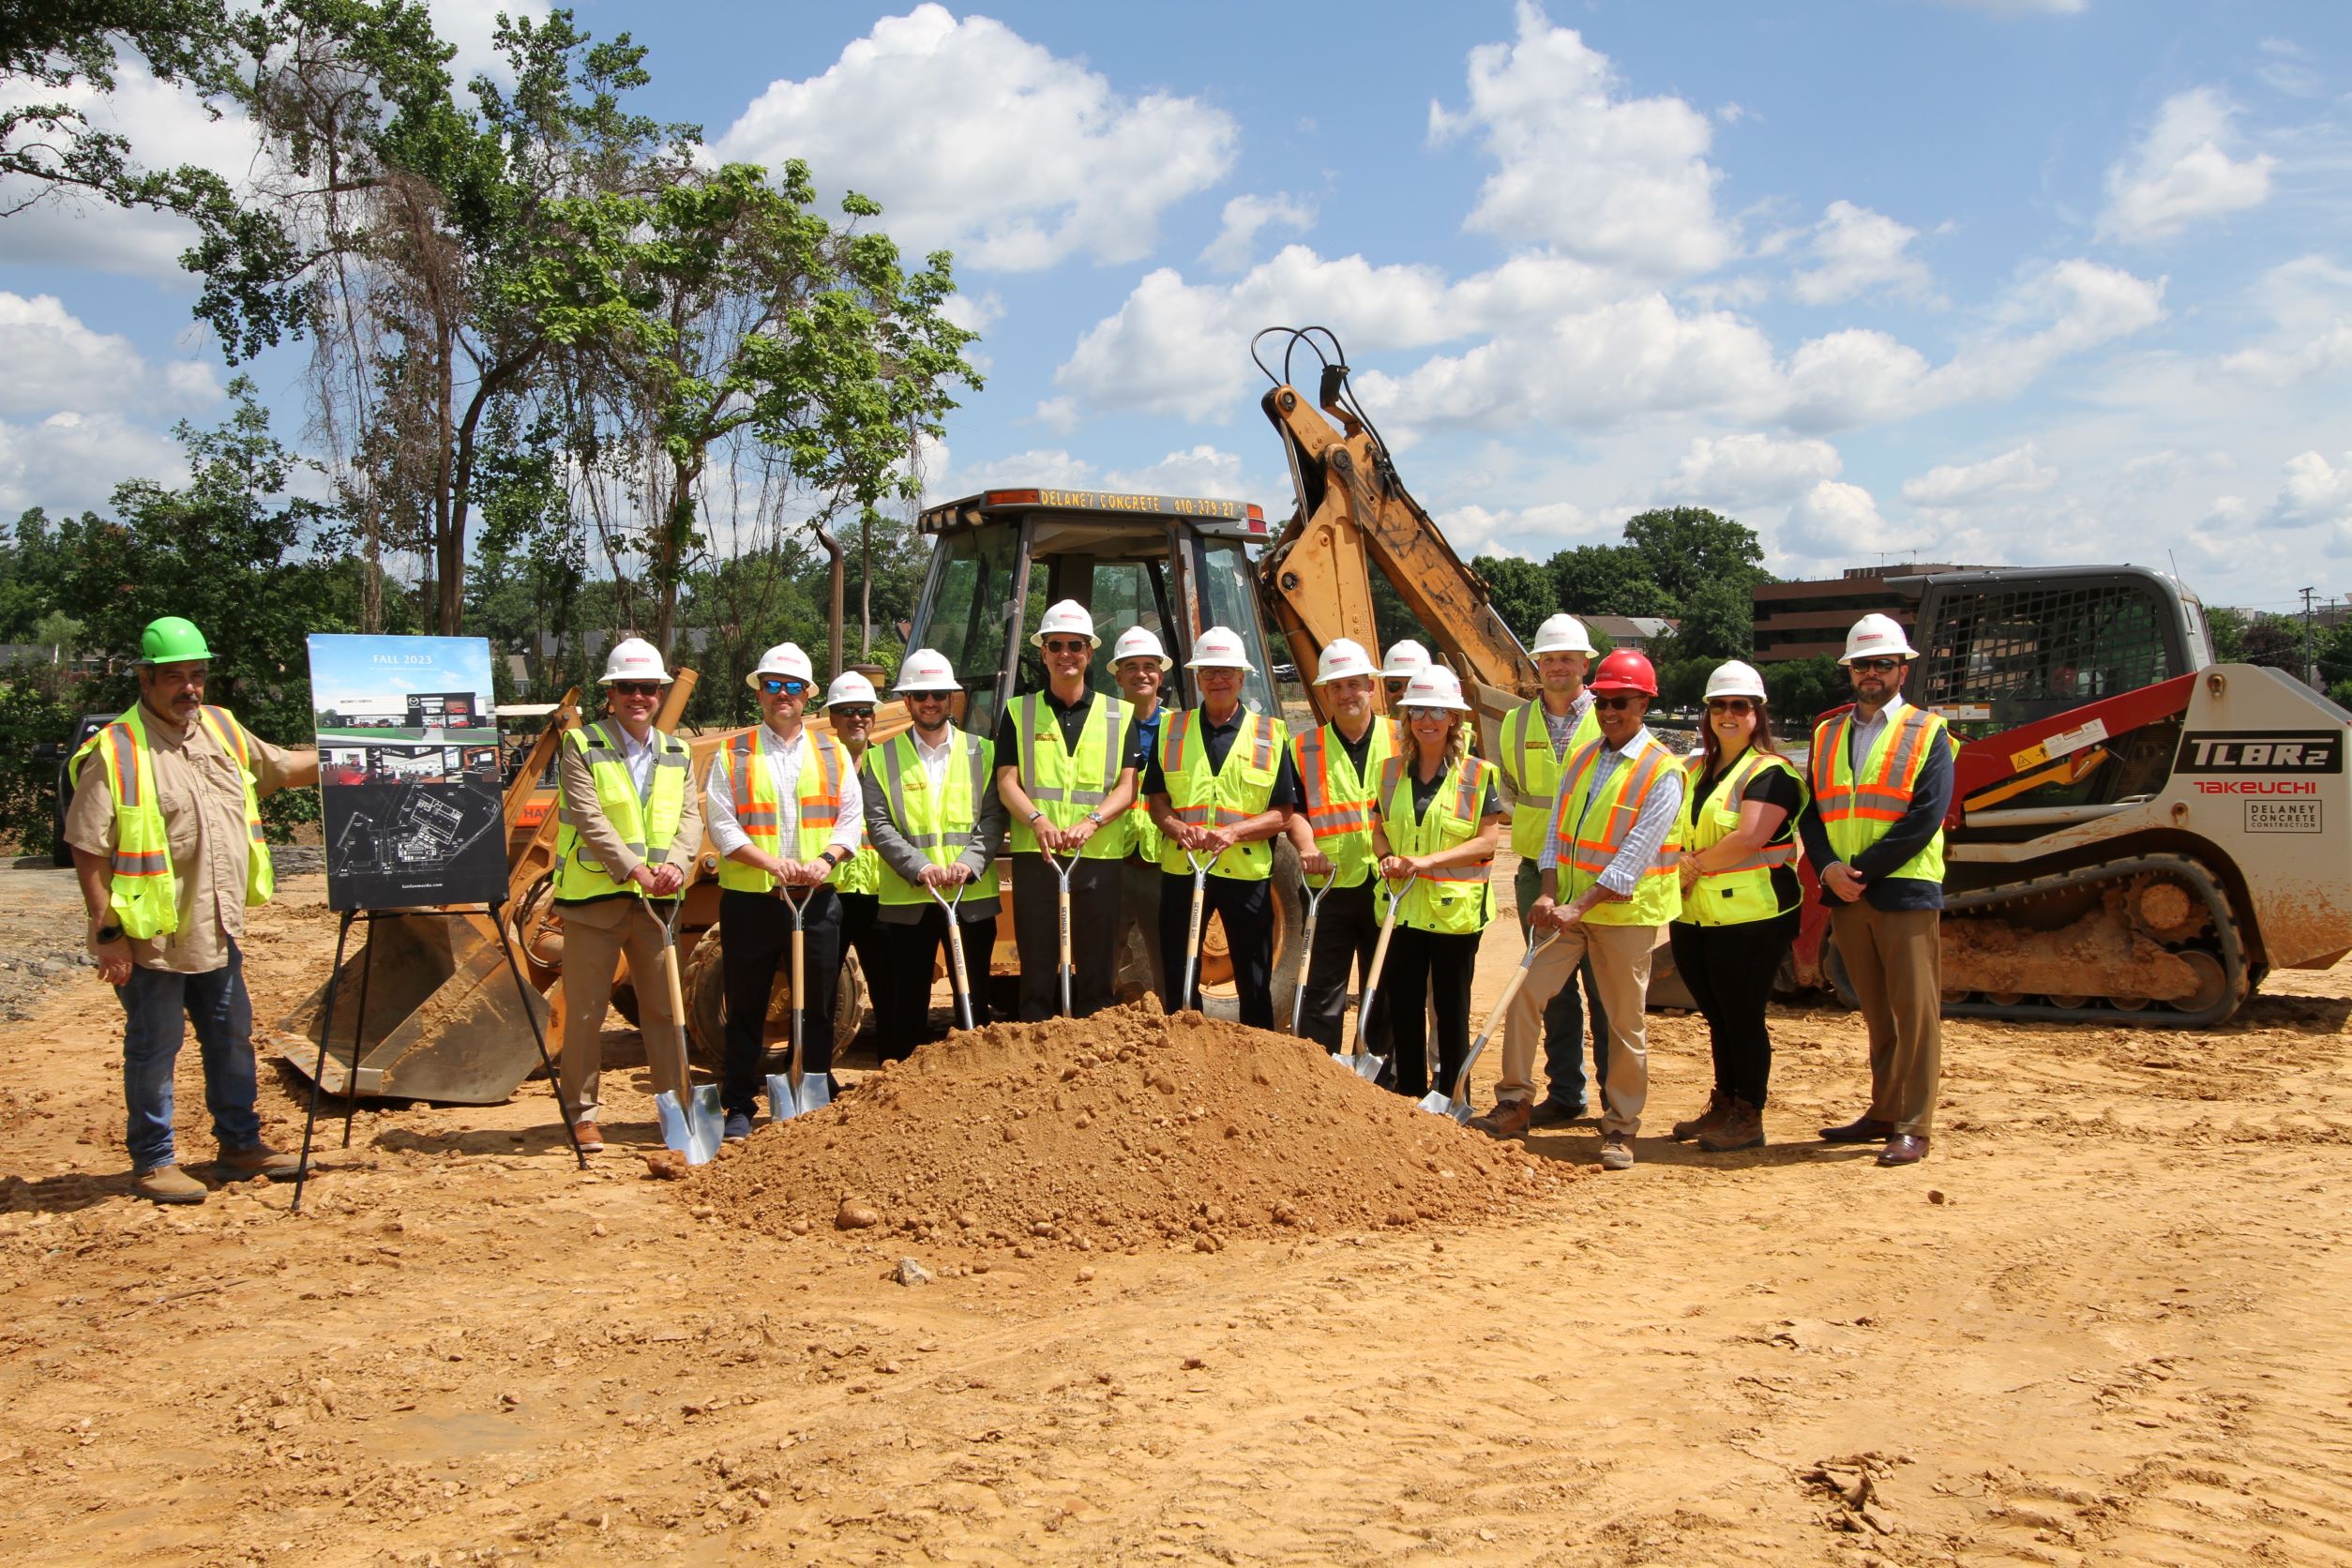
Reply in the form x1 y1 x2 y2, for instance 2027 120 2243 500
137 616 214 665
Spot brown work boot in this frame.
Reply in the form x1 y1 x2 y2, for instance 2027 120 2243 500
134 1164 208 1205
1467 1099 1533 1140
1671 1090 1729 1142
571 1120 605 1154
217 1144 299 1182
1698 1098 1764 1153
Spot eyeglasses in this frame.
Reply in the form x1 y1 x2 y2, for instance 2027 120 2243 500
1403 705 1454 721
1707 698 1756 715
1847 657 1904 675
610 682 662 697
1043 638 1091 655
830 706 874 720
759 677 810 696
1592 694 1643 711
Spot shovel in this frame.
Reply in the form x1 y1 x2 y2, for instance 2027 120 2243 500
1422 929 1558 1123
1339 870 1414 1082
763 880 832 1120
1042 846 1075 1018
1288 867 1339 1035
651 895 721 1164
928 878 977 1033
1176 846 1215 1013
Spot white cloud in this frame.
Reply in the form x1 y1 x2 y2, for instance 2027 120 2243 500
1426 1 1730 278
1200 193 1316 274
1104 445 1251 498
1901 444 2058 506
1917 258 2166 407
2270 450 2352 528
427 0 552 87
2096 87 2275 245
1431 500 1593 560
714 5 1237 271
1782 480 1903 558
2215 257 2352 386
947 447 1099 494
0 412 187 515
0 293 221 415
1790 201 1937 306
1668 432 1842 505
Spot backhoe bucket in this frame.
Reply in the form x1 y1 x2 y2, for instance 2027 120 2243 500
277 912 552 1106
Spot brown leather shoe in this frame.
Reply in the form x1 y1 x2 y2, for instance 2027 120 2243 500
571 1120 605 1153
1698 1098 1764 1152
1527 1098 1587 1128
1467 1099 1533 1140
216 1144 299 1182
134 1164 208 1204
1671 1090 1730 1141
1876 1134 1929 1167
1818 1115 1897 1144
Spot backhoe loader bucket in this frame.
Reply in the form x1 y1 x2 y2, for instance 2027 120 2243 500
277 912 552 1105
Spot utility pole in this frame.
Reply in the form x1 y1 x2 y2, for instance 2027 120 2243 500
2301 586 2318 688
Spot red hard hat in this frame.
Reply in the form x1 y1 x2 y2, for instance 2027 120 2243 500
1589 648 1658 696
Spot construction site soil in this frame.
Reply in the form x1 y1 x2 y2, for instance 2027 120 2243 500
691 1004 1565 1259
2 862 2349 1566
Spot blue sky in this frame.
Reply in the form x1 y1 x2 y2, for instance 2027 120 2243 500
2 1 2347 616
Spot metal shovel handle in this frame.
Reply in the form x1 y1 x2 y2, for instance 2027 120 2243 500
1289 868 1338 1035
928 879 976 1033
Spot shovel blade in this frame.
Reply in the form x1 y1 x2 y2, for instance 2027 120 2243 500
656 1085 723 1164
1417 1090 1472 1123
1350 1050 1387 1083
765 1072 834 1121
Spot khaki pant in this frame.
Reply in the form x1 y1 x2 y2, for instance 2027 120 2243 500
558 897 686 1123
1828 902 1942 1136
1509 921 1660 1136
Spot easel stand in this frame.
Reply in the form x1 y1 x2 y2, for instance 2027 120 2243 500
292 901 585 1213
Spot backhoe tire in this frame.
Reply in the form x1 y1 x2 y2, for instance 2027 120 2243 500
677 920 867 1074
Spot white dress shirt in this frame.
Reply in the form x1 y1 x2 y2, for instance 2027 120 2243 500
703 721 866 860
909 725 957 791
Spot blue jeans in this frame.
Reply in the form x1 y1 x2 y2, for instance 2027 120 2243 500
1515 861 1609 1108
118 943 261 1172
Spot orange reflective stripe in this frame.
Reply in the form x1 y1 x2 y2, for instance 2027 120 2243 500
1815 709 1936 826
111 849 169 877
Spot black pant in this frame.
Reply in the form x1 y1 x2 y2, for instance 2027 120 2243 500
1299 881 1394 1051
1667 911 1798 1108
837 891 885 1043
1385 926 1479 1099
1158 871 1276 1027
718 886 842 1117
1010 852 1123 1019
873 908 997 1060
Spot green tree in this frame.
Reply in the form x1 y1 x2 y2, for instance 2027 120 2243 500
1762 656 1847 730
1547 543 1670 619
1621 505 1769 608
2239 614 2300 671
2204 605 2247 664
1675 577 1755 662
1470 554 1556 642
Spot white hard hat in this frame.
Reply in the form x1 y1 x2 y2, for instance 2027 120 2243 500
1380 640 1432 680
1529 614 1594 657
825 671 879 708
1397 666 1471 712
895 648 960 693
1313 638 1377 683
1840 612 1919 664
1704 660 1767 701
1110 625 1171 671
1185 625 1257 671
1030 599 1100 649
598 636 672 686
746 641 815 688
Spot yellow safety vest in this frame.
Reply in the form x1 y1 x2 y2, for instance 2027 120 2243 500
1677 749 1805 927
832 744 882 896
1498 697 1602 860
553 721 691 903
1007 690 1133 860
1550 732 1683 927
1156 705 1289 881
1292 716 1394 889
1809 704 1949 885
715 727 851 893
70 704 272 941
867 727 1002 908
1375 753 1497 935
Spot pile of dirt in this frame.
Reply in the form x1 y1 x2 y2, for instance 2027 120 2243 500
688 1002 1571 1259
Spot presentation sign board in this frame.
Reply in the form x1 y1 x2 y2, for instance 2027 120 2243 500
309 635 509 911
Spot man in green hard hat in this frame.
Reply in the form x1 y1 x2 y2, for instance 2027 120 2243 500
66 615 319 1204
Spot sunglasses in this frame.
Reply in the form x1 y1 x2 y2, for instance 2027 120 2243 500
907 690 952 702
1043 638 1091 655
830 706 875 720
759 677 810 696
1847 657 1904 674
1592 694 1644 711
1707 697 1756 715
1403 705 1455 721
610 681 663 697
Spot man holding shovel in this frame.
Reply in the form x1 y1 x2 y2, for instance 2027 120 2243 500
1281 638 1396 1056
705 642 865 1140
863 648 1006 1058
551 638 702 1153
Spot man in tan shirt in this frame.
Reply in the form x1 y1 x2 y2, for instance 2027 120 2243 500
66 616 319 1204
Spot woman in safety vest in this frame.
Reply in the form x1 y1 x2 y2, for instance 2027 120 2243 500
1666 660 1806 1153
1368 665 1504 1101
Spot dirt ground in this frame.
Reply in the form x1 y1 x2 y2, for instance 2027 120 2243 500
3 861 2349 1566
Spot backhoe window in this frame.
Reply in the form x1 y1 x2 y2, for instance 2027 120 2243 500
1920 580 2176 722
909 524 1019 738
1196 540 1277 716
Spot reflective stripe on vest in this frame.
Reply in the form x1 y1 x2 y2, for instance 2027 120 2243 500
554 721 691 902
872 728 1003 907
1551 735 1682 927
69 703 273 940
716 728 847 893
1293 717 1394 889
1374 752 1495 934
1678 748 1805 927
1500 697 1600 861
1809 705 1949 885
1157 706 1287 881
1008 691 1132 860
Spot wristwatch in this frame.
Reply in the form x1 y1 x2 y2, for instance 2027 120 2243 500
1084 810 1103 825
95 924 123 945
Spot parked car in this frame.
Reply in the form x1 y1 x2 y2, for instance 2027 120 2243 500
32 714 117 867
